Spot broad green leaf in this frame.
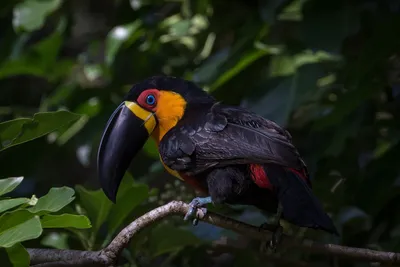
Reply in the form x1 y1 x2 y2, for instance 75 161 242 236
28 187 75 214
107 176 149 235
41 232 69 249
75 185 112 234
0 177 23 197
0 111 82 151
41 214 91 229
13 0 62 32
148 224 202 256
5 243 29 267
0 210 42 248
0 198 29 213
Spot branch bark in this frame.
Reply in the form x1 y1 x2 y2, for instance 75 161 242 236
28 201 400 266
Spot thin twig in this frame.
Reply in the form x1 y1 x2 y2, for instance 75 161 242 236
28 201 400 266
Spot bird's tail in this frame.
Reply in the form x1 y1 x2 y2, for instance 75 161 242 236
264 165 339 235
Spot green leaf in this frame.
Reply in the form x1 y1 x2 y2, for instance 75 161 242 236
105 20 142 66
107 175 149 235
0 111 82 151
41 214 91 229
244 63 325 126
5 243 29 267
0 198 30 214
0 31 67 80
301 2 360 53
13 0 62 32
193 48 230 84
41 232 69 249
28 187 75 214
149 224 202 256
75 185 112 234
210 49 268 91
143 139 159 159
0 177 23 197
0 210 42 248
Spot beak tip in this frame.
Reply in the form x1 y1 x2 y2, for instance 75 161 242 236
98 171 119 204
102 188 117 203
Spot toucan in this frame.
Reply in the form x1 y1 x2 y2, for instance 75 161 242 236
97 76 338 249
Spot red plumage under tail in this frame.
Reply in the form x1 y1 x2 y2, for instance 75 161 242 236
264 165 339 235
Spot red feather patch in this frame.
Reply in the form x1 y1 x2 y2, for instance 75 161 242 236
250 164 273 189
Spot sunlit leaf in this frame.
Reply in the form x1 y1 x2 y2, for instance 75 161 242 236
0 210 42 248
41 214 91 229
0 177 23 197
28 187 75 214
5 243 29 267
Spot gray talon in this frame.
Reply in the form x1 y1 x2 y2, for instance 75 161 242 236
184 197 211 225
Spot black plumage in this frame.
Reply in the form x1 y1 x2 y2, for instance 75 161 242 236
99 75 338 237
147 77 338 235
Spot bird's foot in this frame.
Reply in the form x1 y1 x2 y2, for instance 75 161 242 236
259 223 284 253
184 196 211 226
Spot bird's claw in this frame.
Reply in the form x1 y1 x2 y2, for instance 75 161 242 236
269 224 283 252
184 197 209 226
259 223 283 253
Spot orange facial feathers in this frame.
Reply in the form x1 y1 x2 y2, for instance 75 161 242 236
151 90 186 143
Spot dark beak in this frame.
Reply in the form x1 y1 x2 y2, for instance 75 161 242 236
97 101 156 202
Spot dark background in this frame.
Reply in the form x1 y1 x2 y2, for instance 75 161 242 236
1 0 400 266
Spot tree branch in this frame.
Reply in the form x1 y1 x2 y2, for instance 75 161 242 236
28 201 400 266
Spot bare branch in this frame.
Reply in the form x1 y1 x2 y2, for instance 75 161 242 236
28 249 108 266
28 201 400 267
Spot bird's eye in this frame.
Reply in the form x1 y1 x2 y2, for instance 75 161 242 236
146 94 156 106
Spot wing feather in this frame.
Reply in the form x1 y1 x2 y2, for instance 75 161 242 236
159 103 307 176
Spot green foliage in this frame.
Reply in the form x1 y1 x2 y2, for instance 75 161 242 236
13 0 62 32
0 177 91 265
1 0 400 266
0 178 24 196
40 214 91 229
0 111 82 151
28 187 75 214
148 224 202 257
5 244 30 267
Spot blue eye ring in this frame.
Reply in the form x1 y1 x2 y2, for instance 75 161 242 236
146 94 156 106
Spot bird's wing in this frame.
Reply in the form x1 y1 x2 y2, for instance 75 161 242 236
159 103 308 176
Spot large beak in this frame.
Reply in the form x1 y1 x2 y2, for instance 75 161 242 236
97 101 156 202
